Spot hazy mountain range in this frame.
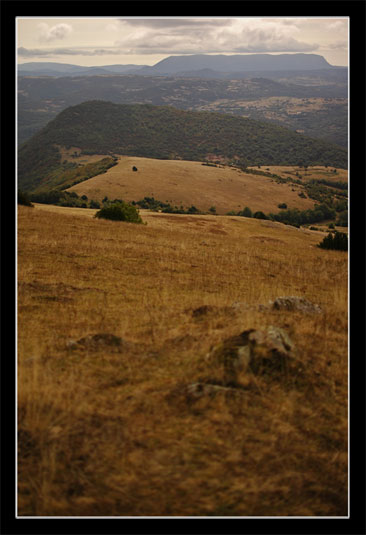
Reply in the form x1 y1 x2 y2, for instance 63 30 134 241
18 53 343 78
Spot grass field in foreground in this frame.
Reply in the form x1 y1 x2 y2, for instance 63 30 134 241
17 205 348 516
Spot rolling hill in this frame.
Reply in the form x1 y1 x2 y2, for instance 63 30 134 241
63 156 348 217
17 73 348 146
18 101 348 193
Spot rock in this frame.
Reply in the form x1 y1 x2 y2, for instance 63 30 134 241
271 296 321 314
247 326 294 374
206 326 295 383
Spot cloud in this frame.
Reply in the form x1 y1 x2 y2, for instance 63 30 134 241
327 20 348 31
113 18 319 55
38 23 72 43
326 41 348 50
118 18 231 29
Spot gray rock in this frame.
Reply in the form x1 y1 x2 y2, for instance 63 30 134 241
206 326 295 382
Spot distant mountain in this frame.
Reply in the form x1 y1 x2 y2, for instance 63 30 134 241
17 62 148 77
137 54 333 75
17 54 336 78
18 101 348 192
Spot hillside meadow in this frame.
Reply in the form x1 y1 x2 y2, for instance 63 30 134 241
66 156 320 215
17 204 348 517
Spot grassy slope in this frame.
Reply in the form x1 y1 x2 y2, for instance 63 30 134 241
18 205 348 516
66 157 349 216
66 156 318 214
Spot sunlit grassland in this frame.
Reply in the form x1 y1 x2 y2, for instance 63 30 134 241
66 156 319 215
17 205 348 517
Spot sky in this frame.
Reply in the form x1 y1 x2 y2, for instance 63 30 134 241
17 17 349 67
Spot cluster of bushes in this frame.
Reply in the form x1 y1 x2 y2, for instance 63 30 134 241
132 197 171 211
163 204 201 214
28 189 101 209
269 203 337 226
225 201 348 229
226 207 269 220
314 179 348 190
303 181 347 204
131 197 202 215
318 232 348 251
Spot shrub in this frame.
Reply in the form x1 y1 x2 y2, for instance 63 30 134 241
187 205 200 214
237 206 252 218
318 232 348 251
18 190 33 207
95 202 143 224
253 211 269 220
89 200 101 209
278 203 287 209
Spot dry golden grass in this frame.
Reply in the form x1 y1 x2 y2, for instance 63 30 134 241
67 156 317 214
254 165 348 184
17 204 348 517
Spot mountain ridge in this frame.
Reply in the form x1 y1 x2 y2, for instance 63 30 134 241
18 53 339 78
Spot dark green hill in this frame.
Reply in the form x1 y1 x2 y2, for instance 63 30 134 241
18 101 348 192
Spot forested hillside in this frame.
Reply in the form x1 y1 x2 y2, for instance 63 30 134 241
18 73 348 146
18 101 348 192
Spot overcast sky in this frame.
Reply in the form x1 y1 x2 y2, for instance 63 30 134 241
17 17 349 67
